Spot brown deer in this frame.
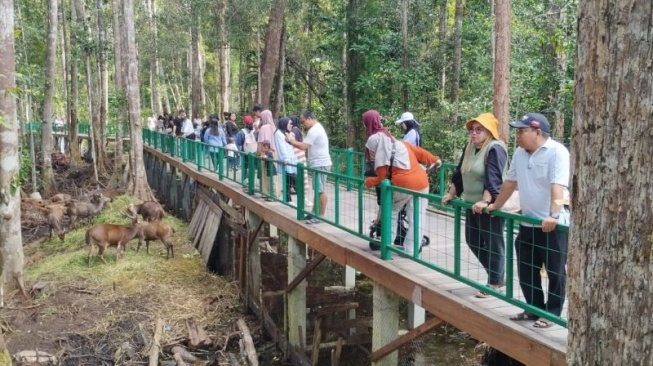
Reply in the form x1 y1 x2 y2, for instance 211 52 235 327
126 201 165 222
124 207 175 259
85 221 144 265
38 203 67 241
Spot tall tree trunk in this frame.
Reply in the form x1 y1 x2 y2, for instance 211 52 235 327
41 0 58 197
449 0 463 125
568 0 653 364
400 0 409 109
68 0 80 164
0 0 28 298
190 24 201 118
345 0 364 148
550 0 568 140
59 3 68 140
146 0 161 116
273 26 285 117
217 0 229 117
110 0 125 186
438 0 448 104
259 0 285 108
73 0 98 182
123 0 152 200
493 0 511 141
96 0 108 159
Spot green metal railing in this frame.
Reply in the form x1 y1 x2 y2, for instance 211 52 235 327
25 121 118 137
142 128 570 328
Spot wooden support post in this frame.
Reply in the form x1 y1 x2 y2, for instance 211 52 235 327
343 265 357 335
408 304 426 329
246 209 262 316
372 282 398 366
311 318 322 365
287 236 307 354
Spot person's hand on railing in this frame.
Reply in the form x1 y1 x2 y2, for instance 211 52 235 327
441 192 454 205
472 200 489 214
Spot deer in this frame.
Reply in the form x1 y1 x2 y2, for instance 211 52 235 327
126 201 165 222
124 207 175 259
66 193 111 228
85 221 144 265
38 203 67 241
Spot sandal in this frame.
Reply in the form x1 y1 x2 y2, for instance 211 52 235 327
510 312 538 321
533 319 554 329
474 291 491 299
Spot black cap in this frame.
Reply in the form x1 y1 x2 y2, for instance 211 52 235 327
510 113 550 133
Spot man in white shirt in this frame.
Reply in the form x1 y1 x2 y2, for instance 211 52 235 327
285 110 332 224
180 115 195 139
488 113 570 329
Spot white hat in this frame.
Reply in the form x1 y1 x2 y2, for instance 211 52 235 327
395 112 419 125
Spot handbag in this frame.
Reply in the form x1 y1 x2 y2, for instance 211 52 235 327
364 160 376 177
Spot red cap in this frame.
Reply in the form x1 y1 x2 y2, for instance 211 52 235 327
243 115 253 125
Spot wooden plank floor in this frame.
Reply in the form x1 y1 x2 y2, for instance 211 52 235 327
144 147 568 366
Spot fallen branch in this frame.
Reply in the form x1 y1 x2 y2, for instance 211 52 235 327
221 331 240 352
172 352 188 366
148 318 164 366
170 346 198 363
236 318 258 366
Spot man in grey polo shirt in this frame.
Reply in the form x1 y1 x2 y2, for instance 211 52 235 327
285 110 332 224
488 113 570 329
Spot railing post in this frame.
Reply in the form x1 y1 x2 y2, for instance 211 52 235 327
346 147 353 191
181 138 188 162
380 179 392 260
218 147 225 180
505 217 515 298
453 204 462 276
247 153 256 195
296 162 305 220
196 141 203 172
413 195 421 257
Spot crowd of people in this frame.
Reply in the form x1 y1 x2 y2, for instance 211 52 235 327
149 106 570 328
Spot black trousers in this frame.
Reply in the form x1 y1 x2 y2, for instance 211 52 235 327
465 210 506 286
515 225 568 316
285 173 297 202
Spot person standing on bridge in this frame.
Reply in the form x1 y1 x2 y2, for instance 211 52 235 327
394 111 422 147
363 110 441 256
442 113 508 298
285 110 332 224
487 113 570 329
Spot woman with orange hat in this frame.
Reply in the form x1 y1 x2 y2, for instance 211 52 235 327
442 113 508 298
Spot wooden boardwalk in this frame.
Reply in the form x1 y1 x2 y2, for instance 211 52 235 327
145 146 568 366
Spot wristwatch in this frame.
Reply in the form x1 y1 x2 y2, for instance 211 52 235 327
550 212 560 219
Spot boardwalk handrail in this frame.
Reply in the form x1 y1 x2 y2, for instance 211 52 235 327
142 128 569 328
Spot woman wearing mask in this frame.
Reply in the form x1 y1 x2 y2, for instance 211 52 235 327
394 112 422 147
442 113 508 298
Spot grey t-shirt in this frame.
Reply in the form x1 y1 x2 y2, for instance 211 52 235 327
304 122 332 167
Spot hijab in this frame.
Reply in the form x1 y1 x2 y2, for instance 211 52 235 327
363 110 394 160
403 120 422 147
362 110 392 139
277 117 291 133
260 110 274 127
289 115 303 142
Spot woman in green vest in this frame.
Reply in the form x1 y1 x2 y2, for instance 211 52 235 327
442 113 508 298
